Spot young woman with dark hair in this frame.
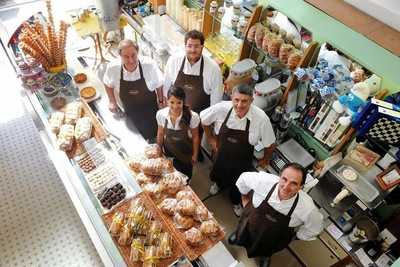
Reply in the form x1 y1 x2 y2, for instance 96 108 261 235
156 86 200 179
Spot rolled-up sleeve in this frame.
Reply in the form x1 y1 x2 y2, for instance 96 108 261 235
147 61 163 91
260 117 276 148
156 109 165 127
296 208 324 240
200 103 220 126
236 172 254 195
208 66 223 106
163 57 177 97
103 64 118 88
190 112 200 129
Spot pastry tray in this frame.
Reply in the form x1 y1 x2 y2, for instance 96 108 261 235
65 99 107 158
102 193 184 267
126 156 225 260
152 186 225 261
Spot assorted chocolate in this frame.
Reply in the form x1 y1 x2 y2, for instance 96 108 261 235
97 183 127 210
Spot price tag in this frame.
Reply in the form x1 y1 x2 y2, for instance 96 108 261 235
83 137 97 152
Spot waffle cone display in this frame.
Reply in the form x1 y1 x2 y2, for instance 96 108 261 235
18 0 68 72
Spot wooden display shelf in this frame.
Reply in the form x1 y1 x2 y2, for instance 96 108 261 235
149 186 225 261
102 193 184 267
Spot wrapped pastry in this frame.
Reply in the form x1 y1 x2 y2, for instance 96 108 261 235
159 198 177 216
160 158 174 173
118 223 132 246
247 24 257 43
128 154 146 172
267 38 283 58
49 111 64 134
279 44 294 64
293 39 302 49
200 220 220 237
143 246 160 267
262 32 275 52
287 51 303 70
144 144 162 159
194 205 211 222
64 102 82 125
127 203 152 235
174 213 194 230
143 183 163 200
141 158 164 176
74 116 92 142
135 172 153 185
185 227 203 246
159 232 173 258
130 238 145 262
161 172 187 195
255 24 265 48
176 189 195 201
148 220 162 245
176 199 196 216
109 211 124 236
57 124 74 151
270 22 280 33
127 198 142 213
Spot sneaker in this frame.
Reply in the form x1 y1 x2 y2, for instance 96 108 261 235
209 182 220 195
228 232 237 245
233 204 243 217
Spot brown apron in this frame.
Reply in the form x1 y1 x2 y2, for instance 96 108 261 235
210 108 254 188
173 56 209 114
119 62 158 140
163 118 193 178
235 183 299 258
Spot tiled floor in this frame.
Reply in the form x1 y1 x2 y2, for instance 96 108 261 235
0 22 103 267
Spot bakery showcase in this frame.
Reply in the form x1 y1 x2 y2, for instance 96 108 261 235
0 0 399 266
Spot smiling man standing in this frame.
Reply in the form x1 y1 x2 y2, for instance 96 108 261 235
163 30 223 113
103 39 164 141
200 84 276 216
231 163 323 267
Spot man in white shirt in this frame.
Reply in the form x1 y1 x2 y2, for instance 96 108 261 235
231 163 324 266
200 84 276 216
163 30 223 113
103 39 164 141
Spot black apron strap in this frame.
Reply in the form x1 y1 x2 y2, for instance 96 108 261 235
120 63 124 81
222 107 234 127
287 193 299 217
120 61 143 81
245 118 250 132
265 183 278 201
179 57 186 73
199 56 204 76
138 61 144 79
179 56 204 75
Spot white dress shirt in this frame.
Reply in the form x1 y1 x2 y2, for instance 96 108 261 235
236 171 324 241
103 57 163 110
156 107 200 130
200 101 276 148
163 54 223 106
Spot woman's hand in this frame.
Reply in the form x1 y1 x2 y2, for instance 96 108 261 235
191 154 198 164
208 136 218 154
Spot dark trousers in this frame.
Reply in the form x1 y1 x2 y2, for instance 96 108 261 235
173 158 193 181
230 185 242 205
